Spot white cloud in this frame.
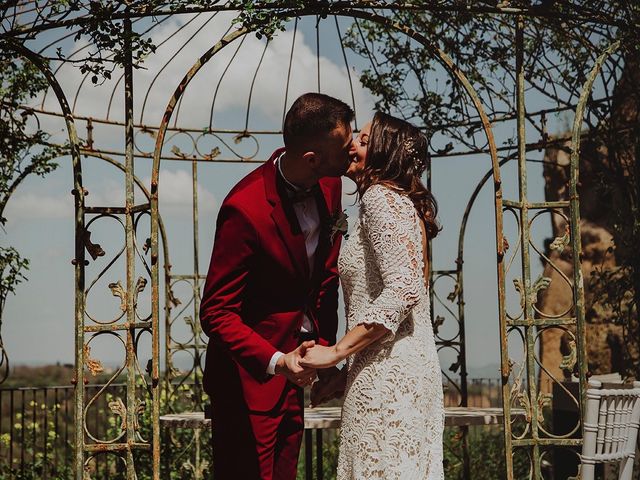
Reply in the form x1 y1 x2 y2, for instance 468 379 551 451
30 12 377 147
84 177 126 207
4 192 73 220
145 169 217 216
4 169 215 222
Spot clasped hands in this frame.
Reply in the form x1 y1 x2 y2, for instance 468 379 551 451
274 341 346 407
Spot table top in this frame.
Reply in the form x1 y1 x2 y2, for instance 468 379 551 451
160 406 526 430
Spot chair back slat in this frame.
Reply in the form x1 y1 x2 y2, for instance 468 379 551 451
596 398 607 455
605 396 615 454
580 380 640 480
611 395 623 455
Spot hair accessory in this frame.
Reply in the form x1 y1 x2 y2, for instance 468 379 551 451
403 138 426 173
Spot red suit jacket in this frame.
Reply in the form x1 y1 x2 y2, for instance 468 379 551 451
200 149 342 412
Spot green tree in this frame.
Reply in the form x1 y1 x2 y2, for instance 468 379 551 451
344 1 639 378
0 50 62 383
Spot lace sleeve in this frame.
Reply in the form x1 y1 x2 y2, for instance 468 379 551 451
354 184 424 343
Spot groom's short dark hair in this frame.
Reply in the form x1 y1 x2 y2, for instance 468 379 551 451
283 93 354 150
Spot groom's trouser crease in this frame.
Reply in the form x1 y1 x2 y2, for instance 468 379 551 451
211 386 304 480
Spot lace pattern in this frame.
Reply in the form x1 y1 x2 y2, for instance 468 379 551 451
337 184 444 480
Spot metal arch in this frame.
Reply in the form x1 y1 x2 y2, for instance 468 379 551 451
452 151 566 479
2 39 87 480
150 36 250 474
0 5 620 479
281 16 298 127
150 3 503 332
494 20 621 476
569 39 621 413
149 32 248 447
150 23 248 183
210 32 249 130
244 38 271 132
78 151 181 449
458 154 516 268
0 2 626 40
2 8 615 162
454 155 517 375
149 8 503 480
139 12 216 125
339 10 505 478
8 28 172 480
0 98 599 163
113 13 204 122
10 6 504 153
334 15 359 130
330 12 506 417
80 150 172 273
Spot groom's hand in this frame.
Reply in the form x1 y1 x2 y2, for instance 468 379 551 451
275 340 317 387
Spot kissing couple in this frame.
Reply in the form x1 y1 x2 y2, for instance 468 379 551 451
200 93 445 480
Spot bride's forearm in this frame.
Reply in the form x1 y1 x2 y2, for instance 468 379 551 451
334 323 389 361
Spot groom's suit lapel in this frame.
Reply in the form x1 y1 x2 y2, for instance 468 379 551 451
264 155 310 280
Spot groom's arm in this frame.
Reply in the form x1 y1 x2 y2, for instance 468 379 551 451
315 179 342 347
315 241 340 346
200 202 278 381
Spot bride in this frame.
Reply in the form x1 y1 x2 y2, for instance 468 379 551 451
300 112 445 479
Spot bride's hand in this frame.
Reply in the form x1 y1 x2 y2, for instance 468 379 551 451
299 344 341 369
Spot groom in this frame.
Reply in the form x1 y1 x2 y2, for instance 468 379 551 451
200 93 355 480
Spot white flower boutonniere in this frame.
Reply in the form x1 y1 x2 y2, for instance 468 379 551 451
329 209 349 244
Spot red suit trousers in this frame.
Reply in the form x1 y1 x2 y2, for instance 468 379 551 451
211 386 304 480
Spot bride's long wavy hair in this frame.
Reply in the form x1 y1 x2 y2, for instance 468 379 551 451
356 111 441 238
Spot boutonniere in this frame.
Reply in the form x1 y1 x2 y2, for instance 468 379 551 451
329 209 349 244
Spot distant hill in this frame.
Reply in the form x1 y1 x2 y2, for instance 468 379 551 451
1 363 123 388
2 362 503 389
1 363 74 388
466 363 501 379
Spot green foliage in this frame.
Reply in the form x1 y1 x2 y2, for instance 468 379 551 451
344 1 637 148
344 0 639 379
0 54 61 226
100 381 213 480
296 430 340 480
0 50 62 282
230 0 309 40
589 151 640 379
0 51 62 384
0 402 74 480
0 247 29 304
442 426 531 479
54 1 159 84
43 0 319 83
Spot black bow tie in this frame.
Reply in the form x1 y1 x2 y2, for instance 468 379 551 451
286 183 320 203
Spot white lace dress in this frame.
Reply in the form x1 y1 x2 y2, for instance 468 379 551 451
336 184 444 480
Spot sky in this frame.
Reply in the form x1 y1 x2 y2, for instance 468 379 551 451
2 11 592 380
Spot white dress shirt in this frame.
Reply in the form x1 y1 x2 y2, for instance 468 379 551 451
267 154 321 374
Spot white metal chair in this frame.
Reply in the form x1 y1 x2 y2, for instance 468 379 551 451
579 379 640 480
